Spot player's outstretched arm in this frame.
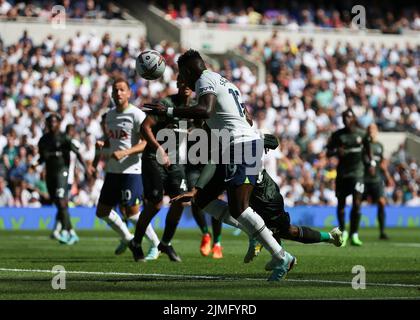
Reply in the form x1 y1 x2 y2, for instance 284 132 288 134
143 93 216 119
170 163 217 203
174 93 216 119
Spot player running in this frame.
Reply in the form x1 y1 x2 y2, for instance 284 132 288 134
327 109 374 247
363 123 392 240
36 113 89 244
138 49 296 281
94 77 160 256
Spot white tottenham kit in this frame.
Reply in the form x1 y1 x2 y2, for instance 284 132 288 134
104 104 146 174
195 70 260 145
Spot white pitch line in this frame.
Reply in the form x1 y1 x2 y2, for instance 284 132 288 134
0 267 418 289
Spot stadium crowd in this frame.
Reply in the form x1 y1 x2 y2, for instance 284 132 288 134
0 28 419 208
158 0 420 32
0 0 125 20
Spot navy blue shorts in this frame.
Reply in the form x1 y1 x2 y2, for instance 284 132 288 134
221 139 263 187
98 173 143 207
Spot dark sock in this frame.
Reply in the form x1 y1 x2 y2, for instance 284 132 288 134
349 208 361 235
54 211 62 230
192 205 208 234
211 217 222 244
337 210 345 232
59 207 72 231
295 226 322 244
161 205 183 244
134 204 159 244
378 205 385 234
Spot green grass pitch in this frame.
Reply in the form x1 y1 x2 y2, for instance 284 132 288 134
0 228 419 299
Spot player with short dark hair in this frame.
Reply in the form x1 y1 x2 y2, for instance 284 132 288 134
139 49 296 281
327 108 374 246
36 113 89 244
363 123 392 240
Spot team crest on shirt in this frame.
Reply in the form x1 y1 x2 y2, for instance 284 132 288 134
108 129 129 140
356 136 362 144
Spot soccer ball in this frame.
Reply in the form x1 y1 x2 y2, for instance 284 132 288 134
135 50 166 80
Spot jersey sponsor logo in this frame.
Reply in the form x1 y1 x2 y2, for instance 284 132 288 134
346 147 362 153
107 129 129 140
199 85 215 94
356 136 362 144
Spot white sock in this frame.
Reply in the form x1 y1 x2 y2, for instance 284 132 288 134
101 209 133 243
127 212 160 248
69 229 77 236
236 207 285 261
54 220 62 233
203 199 246 232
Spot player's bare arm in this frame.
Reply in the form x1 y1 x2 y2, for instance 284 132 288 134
364 135 375 176
141 115 160 151
143 93 217 119
244 106 253 126
112 140 147 161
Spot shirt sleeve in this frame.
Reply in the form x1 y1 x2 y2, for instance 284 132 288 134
70 139 81 153
195 73 217 98
134 109 146 135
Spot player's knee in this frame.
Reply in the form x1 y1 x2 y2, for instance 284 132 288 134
57 200 68 210
229 200 250 219
378 197 386 207
96 203 112 218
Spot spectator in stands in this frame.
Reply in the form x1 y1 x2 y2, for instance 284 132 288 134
0 176 14 206
0 0 125 21
0 26 418 207
0 0 11 16
156 0 420 32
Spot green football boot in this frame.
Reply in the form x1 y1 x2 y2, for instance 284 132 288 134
351 233 363 246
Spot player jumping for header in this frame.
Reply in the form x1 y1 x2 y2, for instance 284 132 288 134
136 49 296 281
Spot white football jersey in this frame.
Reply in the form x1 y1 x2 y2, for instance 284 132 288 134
195 70 260 144
104 104 146 174
67 138 80 185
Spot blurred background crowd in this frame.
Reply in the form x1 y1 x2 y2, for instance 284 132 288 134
0 0 125 20
156 0 420 33
0 2 419 209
